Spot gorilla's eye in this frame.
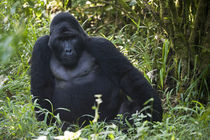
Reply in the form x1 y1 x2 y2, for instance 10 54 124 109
57 36 66 41
68 34 77 39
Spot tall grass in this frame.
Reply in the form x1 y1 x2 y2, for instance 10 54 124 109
0 1 209 139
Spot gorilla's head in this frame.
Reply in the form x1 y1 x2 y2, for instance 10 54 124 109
48 12 88 67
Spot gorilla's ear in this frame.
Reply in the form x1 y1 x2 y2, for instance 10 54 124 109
48 36 52 49
50 12 88 37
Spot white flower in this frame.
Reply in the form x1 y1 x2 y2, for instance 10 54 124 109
33 136 47 140
54 130 82 140
94 94 102 98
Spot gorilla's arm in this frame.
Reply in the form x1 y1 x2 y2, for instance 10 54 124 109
31 35 54 122
86 37 162 121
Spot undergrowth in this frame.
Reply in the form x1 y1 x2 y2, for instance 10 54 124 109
0 25 209 139
0 1 209 139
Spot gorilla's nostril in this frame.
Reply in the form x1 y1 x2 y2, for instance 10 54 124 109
66 49 72 53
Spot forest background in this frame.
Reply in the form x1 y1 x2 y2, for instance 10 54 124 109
0 0 209 139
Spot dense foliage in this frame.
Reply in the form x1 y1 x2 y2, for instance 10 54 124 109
0 0 209 139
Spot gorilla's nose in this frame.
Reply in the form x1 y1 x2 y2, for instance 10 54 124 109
65 48 72 55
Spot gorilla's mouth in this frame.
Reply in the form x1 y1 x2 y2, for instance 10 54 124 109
62 57 78 67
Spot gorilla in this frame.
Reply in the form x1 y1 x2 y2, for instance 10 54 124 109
31 12 162 128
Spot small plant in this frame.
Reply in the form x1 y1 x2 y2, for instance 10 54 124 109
92 94 103 123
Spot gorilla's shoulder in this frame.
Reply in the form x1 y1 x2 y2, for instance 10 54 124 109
33 35 49 50
36 35 49 43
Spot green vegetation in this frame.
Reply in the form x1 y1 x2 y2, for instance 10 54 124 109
0 0 209 139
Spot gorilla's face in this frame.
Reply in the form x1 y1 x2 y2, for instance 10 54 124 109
49 22 84 67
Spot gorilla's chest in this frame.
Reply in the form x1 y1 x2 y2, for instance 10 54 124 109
50 51 105 89
49 51 120 120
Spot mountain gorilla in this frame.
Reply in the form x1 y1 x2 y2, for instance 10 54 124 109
31 12 162 128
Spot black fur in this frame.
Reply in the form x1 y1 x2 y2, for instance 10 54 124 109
31 12 162 128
